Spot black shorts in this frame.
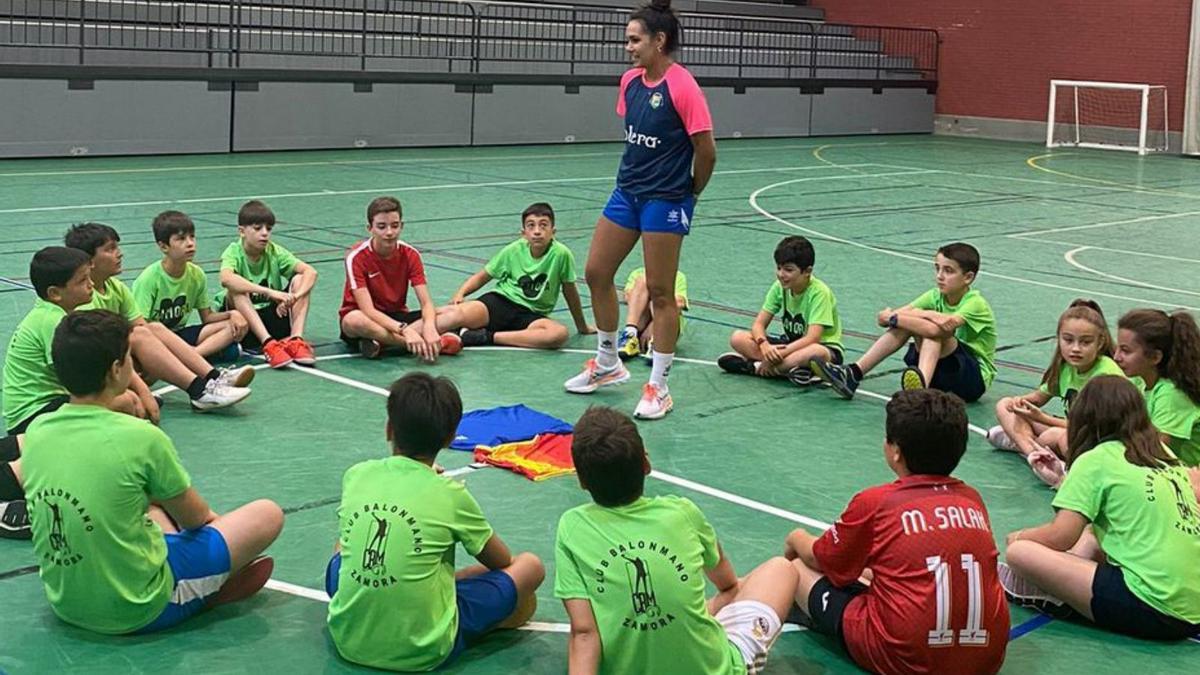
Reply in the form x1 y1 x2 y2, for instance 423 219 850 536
478 292 545 333
770 334 845 364
339 309 422 347
6 395 70 436
1 434 19 461
904 341 986 402
1091 562 1200 640
174 324 205 346
806 576 869 651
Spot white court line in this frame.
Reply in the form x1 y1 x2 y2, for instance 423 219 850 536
1004 209 1200 238
748 177 1200 311
1007 234 1200 264
859 160 1200 198
0 163 877 215
150 352 356 396
1064 247 1200 298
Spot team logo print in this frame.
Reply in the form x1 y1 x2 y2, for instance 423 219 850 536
47 501 71 556
518 273 548 299
26 487 93 567
362 513 390 575
155 295 188 328
781 309 808 341
345 502 425 588
623 554 660 617
649 92 663 109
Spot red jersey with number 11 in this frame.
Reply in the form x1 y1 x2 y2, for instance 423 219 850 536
813 474 1009 674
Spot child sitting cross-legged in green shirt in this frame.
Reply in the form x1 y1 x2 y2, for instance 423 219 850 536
325 373 545 671
555 406 799 674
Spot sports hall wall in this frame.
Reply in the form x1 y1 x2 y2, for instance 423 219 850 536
812 0 1192 142
0 1 936 157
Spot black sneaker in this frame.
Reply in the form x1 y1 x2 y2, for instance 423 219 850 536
359 338 383 360
717 352 756 375
810 359 859 400
460 328 493 347
0 500 32 540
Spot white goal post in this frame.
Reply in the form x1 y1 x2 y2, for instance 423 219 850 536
1046 80 1169 155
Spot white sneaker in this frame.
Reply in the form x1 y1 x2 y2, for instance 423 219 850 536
987 425 1019 452
997 562 1073 618
564 359 630 394
633 383 674 420
216 365 256 388
191 380 252 412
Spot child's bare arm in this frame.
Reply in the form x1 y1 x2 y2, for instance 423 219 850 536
562 282 593 334
219 268 286 301
452 270 492 304
159 487 215 531
289 261 319 299
474 533 514 571
564 599 602 675
1007 509 1088 551
784 528 822 571
782 324 824 355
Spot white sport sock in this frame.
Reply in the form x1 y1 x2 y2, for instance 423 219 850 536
596 330 619 369
649 351 674 389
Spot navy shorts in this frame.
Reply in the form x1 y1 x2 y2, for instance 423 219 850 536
770 335 844 364
325 554 518 666
173 324 205 346
806 576 868 651
602 187 695 236
6 395 70 436
903 341 986 402
478 292 545 333
1091 562 1200 640
136 526 232 634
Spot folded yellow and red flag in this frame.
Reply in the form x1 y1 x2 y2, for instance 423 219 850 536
473 433 574 481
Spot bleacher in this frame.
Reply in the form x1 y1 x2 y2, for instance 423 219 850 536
0 0 936 83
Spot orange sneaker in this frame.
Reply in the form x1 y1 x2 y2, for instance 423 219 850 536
284 337 316 366
439 332 463 356
263 339 293 369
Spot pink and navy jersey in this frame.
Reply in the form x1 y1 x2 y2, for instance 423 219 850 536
616 63 713 200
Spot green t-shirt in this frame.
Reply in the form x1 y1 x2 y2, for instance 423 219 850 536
1140 378 1200 466
1037 356 1125 413
554 496 745 675
22 404 191 634
328 455 494 671
911 287 997 388
2 298 69 431
78 277 142 322
132 261 210 330
213 240 299 309
762 277 843 352
625 267 689 330
1053 440 1200 623
484 239 577 316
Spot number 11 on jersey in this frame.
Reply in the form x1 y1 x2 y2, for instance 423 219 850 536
926 553 990 647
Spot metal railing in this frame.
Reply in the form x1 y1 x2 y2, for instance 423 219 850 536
0 0 937 80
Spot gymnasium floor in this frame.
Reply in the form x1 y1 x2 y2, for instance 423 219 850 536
1 135 1198 673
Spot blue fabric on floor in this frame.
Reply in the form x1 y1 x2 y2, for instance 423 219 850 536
451 404 573 451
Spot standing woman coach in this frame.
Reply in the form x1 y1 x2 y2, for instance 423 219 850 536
564 0 716 421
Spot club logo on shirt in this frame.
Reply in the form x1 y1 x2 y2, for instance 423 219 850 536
780 309 808 340
649 92 663 109
1147 469 1200 537
625 125 662 149
155 295 188 328
591 540 686 632
517 273 548 299
344 502 424 588
26 487 93 568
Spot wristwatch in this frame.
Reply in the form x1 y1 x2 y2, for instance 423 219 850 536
754 336 767 346
887 313 899 329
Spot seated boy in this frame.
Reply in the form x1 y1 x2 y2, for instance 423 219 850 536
215 200 319 368
785 389 1009 674
555 406 798 674
418 203 591 350
326 372 544 671
66 223 252 415
718 236 843 385
814 242 996 402
133 210 248 360
618 266 688 362
22 309 283 634
338 196 460 361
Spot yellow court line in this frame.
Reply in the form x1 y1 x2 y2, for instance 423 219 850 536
1025 152 1200 200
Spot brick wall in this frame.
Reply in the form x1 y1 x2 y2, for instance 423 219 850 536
810 0 1192 129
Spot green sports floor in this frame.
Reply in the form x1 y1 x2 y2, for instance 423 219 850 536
1 135 1198 673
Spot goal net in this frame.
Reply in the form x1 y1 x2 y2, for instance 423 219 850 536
1046 80 1169 155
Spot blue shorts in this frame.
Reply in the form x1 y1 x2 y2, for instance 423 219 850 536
904 341 986 402
602 187 695 236
325 554 518 667
136 526 232 634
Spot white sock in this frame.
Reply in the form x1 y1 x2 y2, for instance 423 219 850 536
649 351 674 389
596 330 619 369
